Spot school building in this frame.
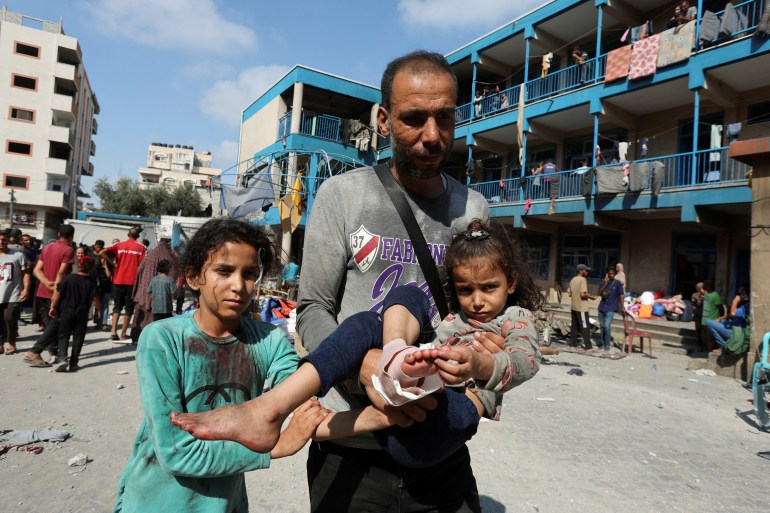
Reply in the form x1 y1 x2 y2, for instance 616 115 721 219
235 0 769 302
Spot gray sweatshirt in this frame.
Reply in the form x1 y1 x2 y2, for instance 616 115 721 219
296 166 488 449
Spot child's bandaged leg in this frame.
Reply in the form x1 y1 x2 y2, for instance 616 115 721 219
372 339 442 406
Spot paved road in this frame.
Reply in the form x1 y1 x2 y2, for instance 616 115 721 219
1 322 768 512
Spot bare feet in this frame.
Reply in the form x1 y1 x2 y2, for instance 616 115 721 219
401 348 440 377
170 397 287 453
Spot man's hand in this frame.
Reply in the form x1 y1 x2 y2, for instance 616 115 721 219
19 290 28 302
359 348 438 427
48 307 57 318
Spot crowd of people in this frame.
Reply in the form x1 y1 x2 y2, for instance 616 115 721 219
0 224 188 372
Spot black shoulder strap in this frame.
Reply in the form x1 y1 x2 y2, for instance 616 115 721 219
373 163 449 320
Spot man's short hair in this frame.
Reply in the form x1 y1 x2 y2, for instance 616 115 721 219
380 50 457 110
128 227 141 240
9 228 22 239
94 239 105 247
58 224 75 240
1 229 10 238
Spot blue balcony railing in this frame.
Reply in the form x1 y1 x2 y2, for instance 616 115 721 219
470 147 750 205
278 111 291 138
300 112 342 142
527 55 606 102
711 0 764 41
455 102 471 123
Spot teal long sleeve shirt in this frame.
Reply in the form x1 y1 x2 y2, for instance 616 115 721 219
114 313 299 513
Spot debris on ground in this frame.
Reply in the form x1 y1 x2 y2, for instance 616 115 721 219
0 428 70 446
567 368 585 376
541 356 581 367
536 397 556 402
694 369 717 377
116 384 125 390
68 453 88 467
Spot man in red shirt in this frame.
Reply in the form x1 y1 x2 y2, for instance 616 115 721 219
24 225 75 366
99 227 146 342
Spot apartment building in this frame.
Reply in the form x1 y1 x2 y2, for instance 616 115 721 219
237 0 768 300
0 7 99 240
236 65 381 260
138 142 223 216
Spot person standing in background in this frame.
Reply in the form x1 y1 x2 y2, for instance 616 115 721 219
280 257 300 301
568 264 596 351
0 229 30 355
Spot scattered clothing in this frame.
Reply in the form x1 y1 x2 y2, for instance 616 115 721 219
719 2 748 38
699 10 720 44
0 428 70 446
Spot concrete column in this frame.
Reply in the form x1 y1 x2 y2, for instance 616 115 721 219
729 137 770 371
290 82 304 135
369 103 379 150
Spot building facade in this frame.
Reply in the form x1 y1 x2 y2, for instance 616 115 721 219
138 142 223 216
237 0 768 302
0 7 99 240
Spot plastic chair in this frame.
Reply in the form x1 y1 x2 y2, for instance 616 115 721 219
622 313 653 355
752 332 770 431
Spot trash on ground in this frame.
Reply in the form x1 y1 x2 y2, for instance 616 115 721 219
567 368 585 376
537 397 556 401
116 384 125 390
68 453 88 467
116 370 129 375
0 428 70 446
656 402 665 409
694 369 717 377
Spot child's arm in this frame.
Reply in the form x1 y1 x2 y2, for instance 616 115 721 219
48 287 62 318
136 325 299 477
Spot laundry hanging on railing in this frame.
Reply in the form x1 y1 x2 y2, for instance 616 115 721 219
346 119 371 151
700 10 721 44
604 45 632 82
629 34 660 79
719 3 749 38
757 1 770 37
596 165 626 194
580 168 595 196
628 21 653 43
641 137 649 156
618 142 630 162
710 124 723 162
650 161 665 195
657 21 696 68
727 123 742 141
628 162 649 192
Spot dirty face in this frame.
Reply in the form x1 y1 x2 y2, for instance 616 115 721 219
379 69 455 180
452 260 515 323
187 242 261 333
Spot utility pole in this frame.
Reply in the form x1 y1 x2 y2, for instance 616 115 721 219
9 190 15 229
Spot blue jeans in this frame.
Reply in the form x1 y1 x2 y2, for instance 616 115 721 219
706 319 731 347
598 310 614 349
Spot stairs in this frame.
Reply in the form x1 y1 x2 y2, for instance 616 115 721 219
545 304 698 353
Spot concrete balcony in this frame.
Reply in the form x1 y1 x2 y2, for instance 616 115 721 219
46 157 69 177
84 162 94 177
91 118 98 135
51 94 74 120
54 61 76 82
89 140 96 156
48 124 71 147
139 166 162 178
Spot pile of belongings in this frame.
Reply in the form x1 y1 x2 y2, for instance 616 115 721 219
625 292 689 321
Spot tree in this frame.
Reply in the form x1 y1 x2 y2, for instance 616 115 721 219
93 178 204 217
93 177 147 216
168 183 203 217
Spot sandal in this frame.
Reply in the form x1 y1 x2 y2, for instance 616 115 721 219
4 344 16 355
29 360 51 368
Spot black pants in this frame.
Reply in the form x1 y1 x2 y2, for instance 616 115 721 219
571 309 593 349
0 302 21 344
57 308 88 367
154 312 172 321
29 297 59 355
307 442 481 513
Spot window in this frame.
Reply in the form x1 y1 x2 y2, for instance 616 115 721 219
9 107 35 123
747 102 770 126
559 232 620 282
163 177 176 186
3 175 29 189
14 42 40 58
6 141 33 156
11 74 37 91
5 209 36 226
517 232 551 280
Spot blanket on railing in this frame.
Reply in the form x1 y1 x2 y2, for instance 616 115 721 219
629 34 660 79
604 45 632 82
657 21 696 68
596 165 626 194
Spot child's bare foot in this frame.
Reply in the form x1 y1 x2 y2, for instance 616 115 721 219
170 397 285 453
401 348 440 377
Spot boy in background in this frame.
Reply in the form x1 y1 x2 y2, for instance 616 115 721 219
148 260 175 321
52 255 97 372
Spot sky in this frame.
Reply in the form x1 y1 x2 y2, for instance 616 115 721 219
4 0 544 201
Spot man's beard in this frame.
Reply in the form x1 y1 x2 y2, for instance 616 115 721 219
390 127 452 180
